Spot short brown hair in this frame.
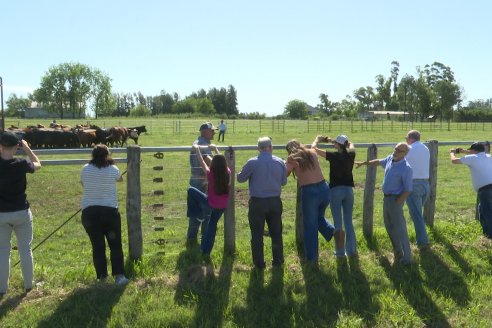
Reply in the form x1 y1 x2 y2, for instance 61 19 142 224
89 144 115 168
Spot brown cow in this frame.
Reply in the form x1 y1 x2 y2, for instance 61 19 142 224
76 129 97 148
107 127 129 147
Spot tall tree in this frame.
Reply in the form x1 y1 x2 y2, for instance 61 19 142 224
225 85 238 115
353 86 375 113
397 74 417 121
5 93 31 117
284 99 308 119
33 62 113 118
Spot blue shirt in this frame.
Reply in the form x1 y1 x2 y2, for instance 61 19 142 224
380 155 413 195
189 136 212 192
237 151 287 198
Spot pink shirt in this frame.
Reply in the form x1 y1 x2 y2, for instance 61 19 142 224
207 168 231 209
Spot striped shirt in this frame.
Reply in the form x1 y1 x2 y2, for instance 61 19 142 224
81 164 121 209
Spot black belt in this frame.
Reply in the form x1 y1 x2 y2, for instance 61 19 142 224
478 183 492 192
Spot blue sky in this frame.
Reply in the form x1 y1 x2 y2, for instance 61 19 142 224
1 0 491 116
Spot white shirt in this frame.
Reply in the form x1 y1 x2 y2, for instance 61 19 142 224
460 152 492 191
406 141 430 179
219 123 226 131
81 164 121 209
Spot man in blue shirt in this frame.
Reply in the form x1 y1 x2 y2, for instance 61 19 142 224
187 122 217 245
357 142 413 265
237 137 287 269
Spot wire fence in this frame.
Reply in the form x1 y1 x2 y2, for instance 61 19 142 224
6 118 492 136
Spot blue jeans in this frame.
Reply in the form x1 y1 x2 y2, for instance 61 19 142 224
405 179 430 246
478 186 492 238
187 187 211 241
301 181 335 262
383 195 411 264
330 186 357 256
201 208 225 255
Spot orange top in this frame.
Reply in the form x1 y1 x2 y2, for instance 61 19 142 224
286 149 325 186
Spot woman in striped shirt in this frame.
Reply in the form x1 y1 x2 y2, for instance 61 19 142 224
80 144 128 285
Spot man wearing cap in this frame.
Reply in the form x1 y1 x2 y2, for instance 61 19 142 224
237 137 287 269
405 130 430 248
357 142 413 265
186 122 218 245
0 131 41 296
450 142 492 238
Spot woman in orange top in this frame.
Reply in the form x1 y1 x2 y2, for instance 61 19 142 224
285 139 335 264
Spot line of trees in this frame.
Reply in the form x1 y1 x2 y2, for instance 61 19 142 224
5 62 238 119
284 61 479 122
112 85 238 117
5 61 491 121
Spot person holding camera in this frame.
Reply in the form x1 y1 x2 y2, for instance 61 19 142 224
450 142 492 239
312 134 357 258
356 142 413 265
0 131 41 296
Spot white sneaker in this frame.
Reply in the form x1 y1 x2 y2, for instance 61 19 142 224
115 275 129 286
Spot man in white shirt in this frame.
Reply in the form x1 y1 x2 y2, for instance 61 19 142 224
451 142 492 239
218 120 226 142
405 130 430 248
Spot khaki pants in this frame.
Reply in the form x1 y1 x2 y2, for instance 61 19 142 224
0 209 34 293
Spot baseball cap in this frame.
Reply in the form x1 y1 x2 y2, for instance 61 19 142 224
335 135 348 145
199 122 218 131
0 131 21 147
468 142 485 152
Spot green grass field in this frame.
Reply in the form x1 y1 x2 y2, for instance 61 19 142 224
1 118 491 327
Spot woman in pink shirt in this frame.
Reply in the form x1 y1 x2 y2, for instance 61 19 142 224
187 144 230 256
286 139 335 264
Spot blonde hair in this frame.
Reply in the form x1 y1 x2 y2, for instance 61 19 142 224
286 139 315 172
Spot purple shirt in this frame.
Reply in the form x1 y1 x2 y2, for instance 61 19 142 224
380 155 413 195
237 151 287 198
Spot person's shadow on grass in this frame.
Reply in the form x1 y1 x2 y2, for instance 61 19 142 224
36 282 126 328
336 256 380 326
431 227 473 275
233 265 290 327
173 241 235 327
419 246 471 306
378 256 452 327
0 291 28 321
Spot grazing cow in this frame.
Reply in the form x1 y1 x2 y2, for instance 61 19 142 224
76 129 97 148
107 127 129 147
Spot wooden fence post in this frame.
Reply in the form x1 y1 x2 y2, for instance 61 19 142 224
224 147 236 254
363 144 378 238
126 146 143 260
424 140 438 227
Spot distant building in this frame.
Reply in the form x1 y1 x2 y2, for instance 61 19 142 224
24 102 60 119
360 110 411 121
306 104 319 116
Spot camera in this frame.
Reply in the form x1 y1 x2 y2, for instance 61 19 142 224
321 136 330 142
454 148 461 154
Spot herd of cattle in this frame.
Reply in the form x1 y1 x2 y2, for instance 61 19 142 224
7 124 147 149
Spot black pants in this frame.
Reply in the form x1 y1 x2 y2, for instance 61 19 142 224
82 206 125 279
218 130 225 142
248 197 284 268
